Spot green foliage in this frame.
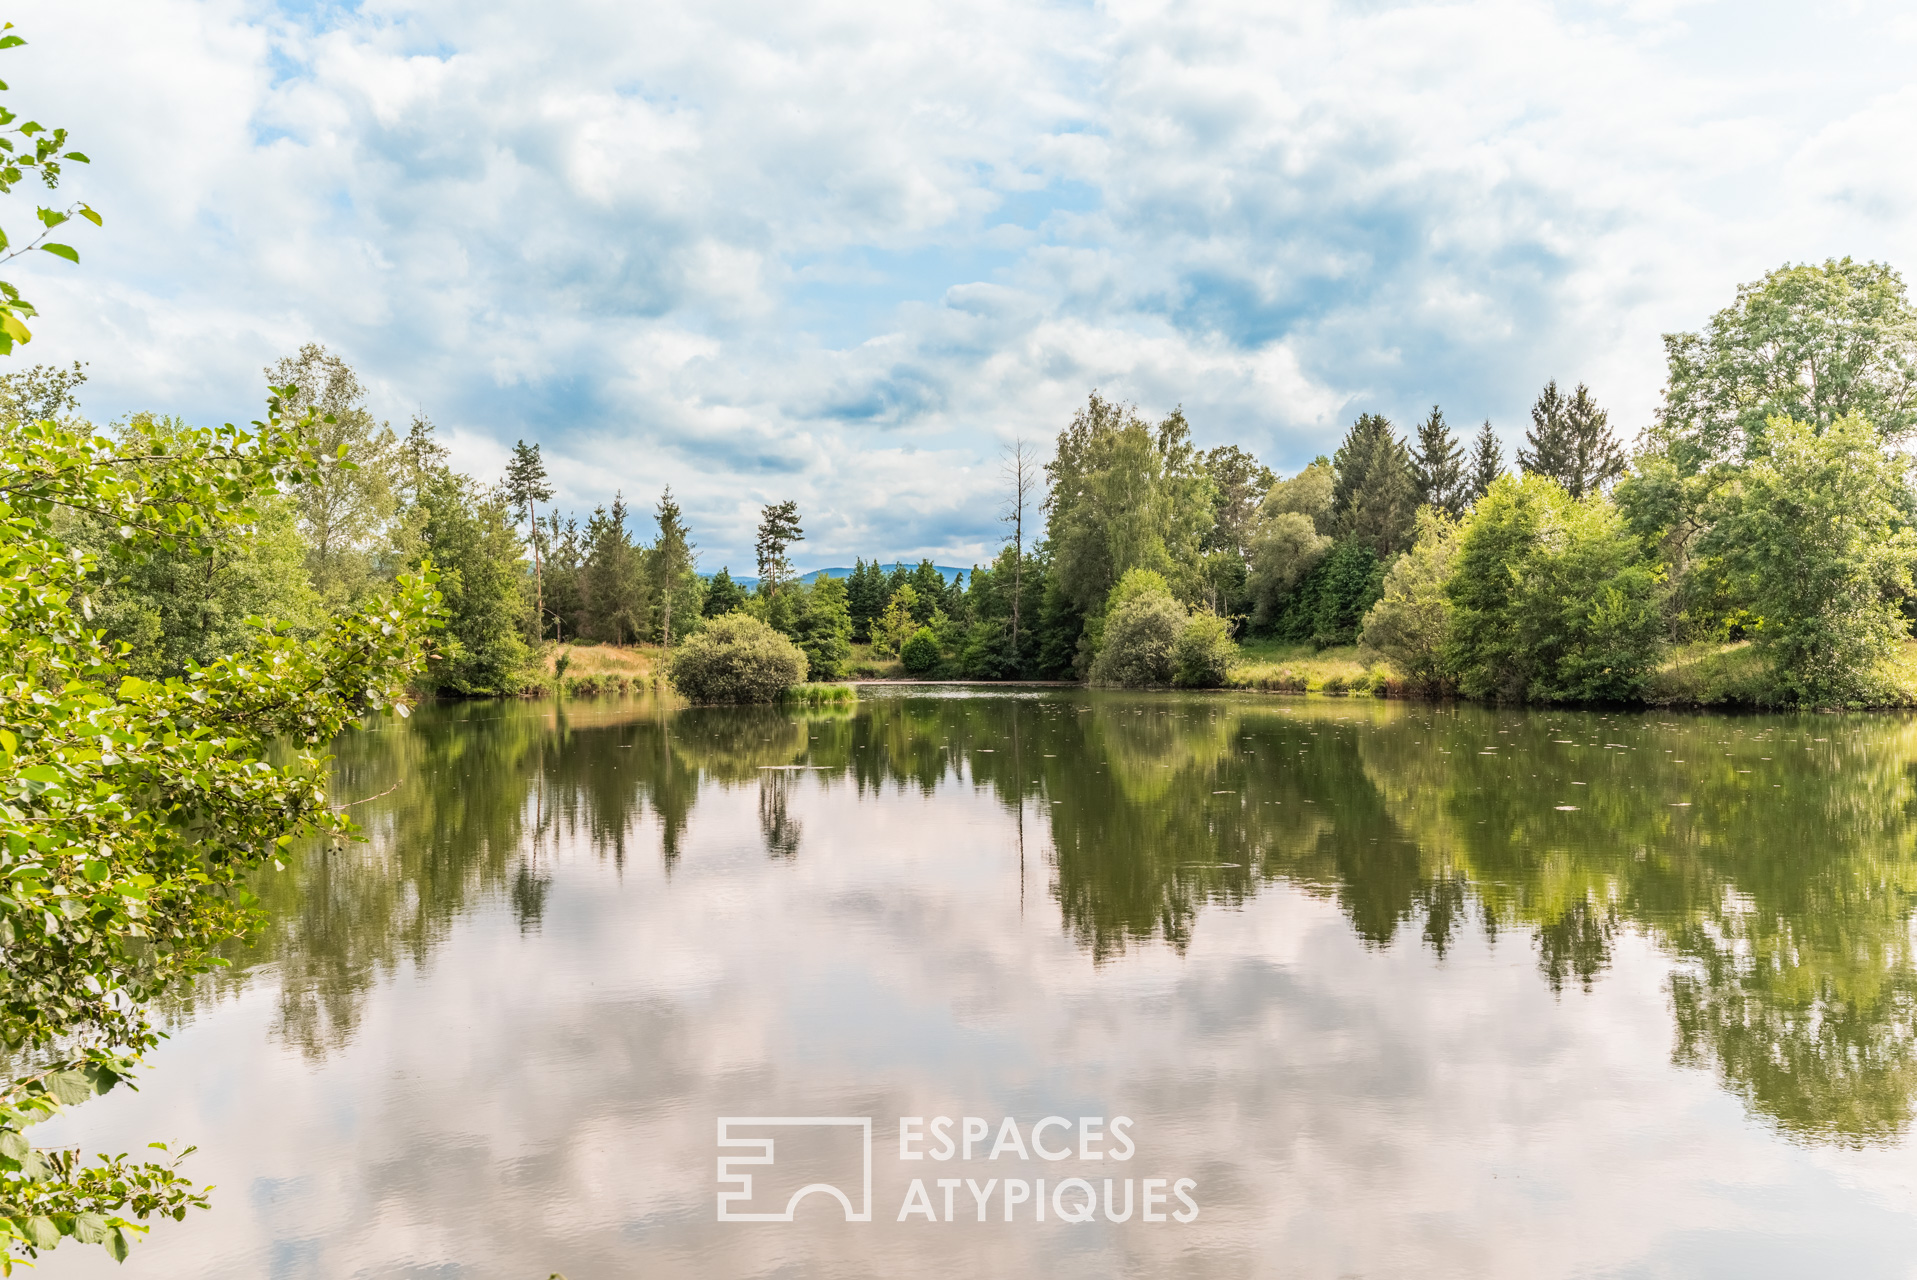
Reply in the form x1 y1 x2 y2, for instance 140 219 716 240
0 27 99 355
1410 405 1467 518
0 388 438 1268
583 493 648 645
1266 539 1385 648
650 486 699 647
1330 413 1416 557
1654 257 1917 471
666 613 807 703
1172 610 1236 687
1699 414 1916 705
874 584 919 656
790 574 853 680
413 470 528 695
900 626 942 674
1045 393 1215 622
1360 509 1460 693
268 344 399 610
1516 380 1624 499
703 567 748 617
1444 473 1662 702
1247 510 1332 631
1087 587 1185 687
845 558 887 641
754 500 803 596
1465 420 1503 505
70 416 318 676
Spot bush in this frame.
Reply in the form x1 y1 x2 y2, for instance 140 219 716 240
900 626 942 675
1446 473 1662 703
1172 610 1236 687
1089 589 1185 687
666 613 808 703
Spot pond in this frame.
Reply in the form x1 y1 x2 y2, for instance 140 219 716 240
34 689 1917 1278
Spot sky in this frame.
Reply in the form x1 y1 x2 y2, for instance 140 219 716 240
10 0 1917 572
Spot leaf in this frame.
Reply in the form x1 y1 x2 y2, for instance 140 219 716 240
0 312 29 346
45 1070 92 1106
24 1216 59 1250
77 203 100 226
72 1212 107 1244
107 1226 132 1262
62 151 89 164
38 243 77 264
0 1131 25 1161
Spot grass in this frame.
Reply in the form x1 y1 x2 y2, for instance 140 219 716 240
1643 638 1917 708
1226 639 1396 696
548 642 661 679
845 642 905 680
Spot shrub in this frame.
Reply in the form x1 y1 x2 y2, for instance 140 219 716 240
1172 610 1236 687
1445 473 1661 703
1321 674 1349 695
1088 589 1185 687
900 626 942 675
666 613 808 703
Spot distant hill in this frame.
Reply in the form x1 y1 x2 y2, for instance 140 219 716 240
706 563 969 590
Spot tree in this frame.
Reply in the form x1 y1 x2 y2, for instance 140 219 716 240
755 500 804 597
397 412 448 505
906 560 946 623
0 360 86 424
1465 421 1504 505
1330 413 1416 558
1001 438 1039 656
1444 474 1661 702
790 574 853 679
268 345 400 608
1700 414 1916 705
1654 258 1917 471
1517 381 1624 499
0 31 100 354
584 494 647 645
1045 393 1215 622
412 471 528 693
875 585 920 656
0 388 437 1268
1360 509 1461 693
1410 406 1466 518
502 440 553 640
1088 586 1185 687
651 486 696 649
846 558 886 641
1198 444 1275 614
1246 512 1332 632
703 567 749 617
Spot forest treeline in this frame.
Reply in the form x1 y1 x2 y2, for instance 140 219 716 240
42 255 1917 707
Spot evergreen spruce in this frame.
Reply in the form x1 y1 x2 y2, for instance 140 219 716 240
1410 405 1466 518
1466 421 1504 504
1330 413 1417 558
1518 381 1625 498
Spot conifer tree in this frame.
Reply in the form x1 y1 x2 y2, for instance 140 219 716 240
1466 421 1504 504
503 439 553 637
1518 381 1624 498
755 500 804 597
652 486 695 649
1330 413 1416 558
1410 405 1466 517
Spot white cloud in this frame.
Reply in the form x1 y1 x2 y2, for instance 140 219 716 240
9 0 1917 568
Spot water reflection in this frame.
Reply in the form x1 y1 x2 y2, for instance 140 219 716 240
202 693 1917 1151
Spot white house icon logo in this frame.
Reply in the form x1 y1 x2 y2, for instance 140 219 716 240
716 1117 873 1222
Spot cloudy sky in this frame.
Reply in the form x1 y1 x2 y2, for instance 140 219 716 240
11 0 1917 571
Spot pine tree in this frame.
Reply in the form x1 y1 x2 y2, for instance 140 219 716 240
1518 381 1625 498
1410 405 1466 518
846 558 885 642
584 493 647 645
1331 413 1416 558
502 440 553 638
1467 421 1504 504
755 500 804 596
703 567 748 617
652 486 695 649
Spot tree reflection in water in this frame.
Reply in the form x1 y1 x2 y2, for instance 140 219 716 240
184 691 1917 1149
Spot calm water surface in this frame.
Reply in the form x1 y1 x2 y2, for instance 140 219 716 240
34 689 1917 1278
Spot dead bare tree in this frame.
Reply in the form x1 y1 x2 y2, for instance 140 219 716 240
1001 439 1039 658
